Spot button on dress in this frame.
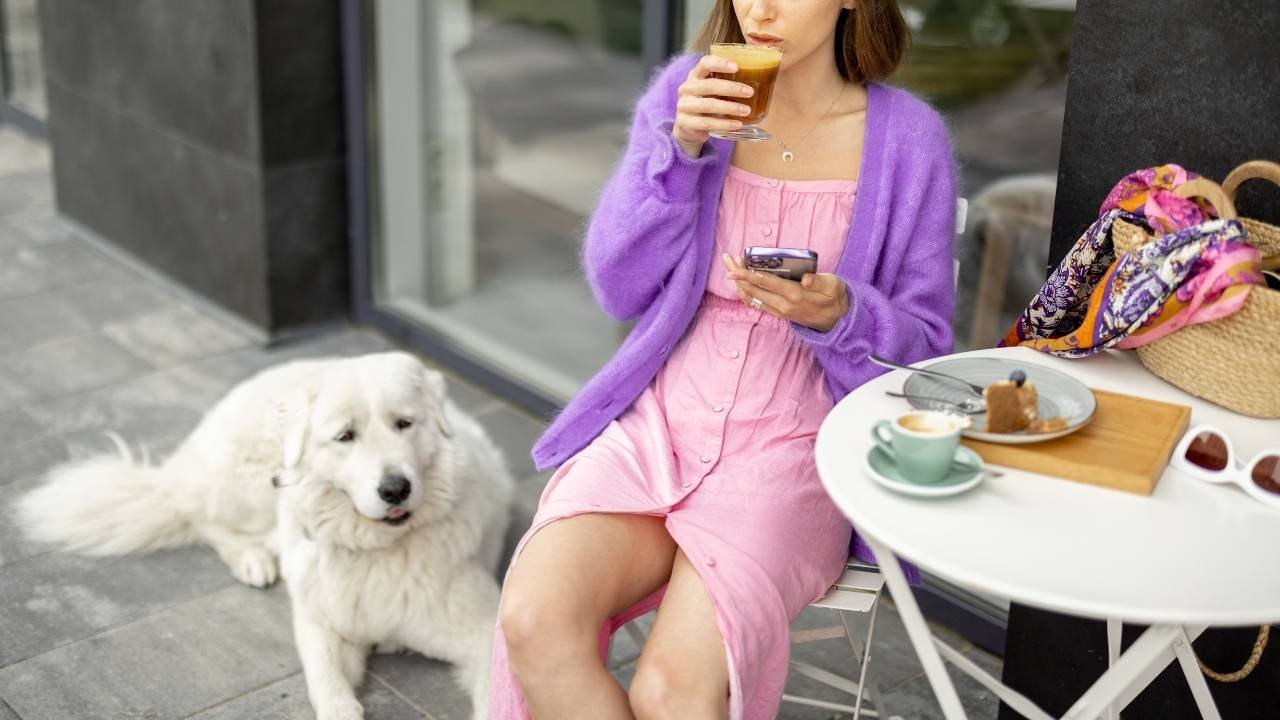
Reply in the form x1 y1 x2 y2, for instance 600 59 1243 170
490 166 858 719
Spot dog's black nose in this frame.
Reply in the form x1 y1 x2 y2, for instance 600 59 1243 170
378 475 411 504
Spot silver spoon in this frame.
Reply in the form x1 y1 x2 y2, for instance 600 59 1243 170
884 390 986 414
868 354 987 398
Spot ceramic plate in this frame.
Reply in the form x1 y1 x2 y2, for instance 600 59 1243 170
862 445 985 498
902 357 1096 444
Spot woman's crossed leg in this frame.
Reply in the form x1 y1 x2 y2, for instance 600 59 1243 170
630 547 731 720
499 512 676 719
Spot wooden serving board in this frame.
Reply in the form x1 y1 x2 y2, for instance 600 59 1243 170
961 389 1191 496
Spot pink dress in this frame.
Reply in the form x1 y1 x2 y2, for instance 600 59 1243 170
489 166 857 719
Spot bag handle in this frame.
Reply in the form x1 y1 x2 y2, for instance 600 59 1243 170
1221 159 1280 199
1220 160 1280 271
1173 177 1238 219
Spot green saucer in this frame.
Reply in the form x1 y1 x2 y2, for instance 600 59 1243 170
863 445 985 497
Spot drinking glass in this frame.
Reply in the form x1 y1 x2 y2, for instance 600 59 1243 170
708 43 782 141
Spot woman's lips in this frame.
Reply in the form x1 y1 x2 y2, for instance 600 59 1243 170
746 33 783 48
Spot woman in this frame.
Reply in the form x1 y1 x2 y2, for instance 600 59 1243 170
490 1 956 717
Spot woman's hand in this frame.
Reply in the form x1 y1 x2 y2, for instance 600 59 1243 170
672 55 755 158
722 253 850 333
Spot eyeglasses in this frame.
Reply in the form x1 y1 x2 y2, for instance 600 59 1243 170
1170 425 1280 508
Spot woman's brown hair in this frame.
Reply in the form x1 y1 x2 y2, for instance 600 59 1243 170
689 1 909 84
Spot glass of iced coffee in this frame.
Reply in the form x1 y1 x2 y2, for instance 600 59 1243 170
708 43 783 141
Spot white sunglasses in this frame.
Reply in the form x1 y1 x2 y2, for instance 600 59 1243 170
1170 425 1280 509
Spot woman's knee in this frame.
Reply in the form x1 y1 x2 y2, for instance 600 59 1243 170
629 653 724 720
498 579 594 663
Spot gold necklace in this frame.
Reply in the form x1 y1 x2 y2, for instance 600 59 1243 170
776 83 847 162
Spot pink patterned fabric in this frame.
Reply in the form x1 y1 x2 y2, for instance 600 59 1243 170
1097 163 1214 234
489 166 857 719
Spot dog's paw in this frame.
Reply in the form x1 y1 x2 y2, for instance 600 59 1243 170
316 697 364 720
227 546 278 587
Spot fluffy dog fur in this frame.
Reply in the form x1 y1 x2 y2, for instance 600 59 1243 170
16 352 514 720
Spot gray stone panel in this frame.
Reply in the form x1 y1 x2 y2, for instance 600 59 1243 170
39 0 260 162
263 158 349 329
47 81 271 328
0 547 235 668
0 584 294 720
254 0 344 167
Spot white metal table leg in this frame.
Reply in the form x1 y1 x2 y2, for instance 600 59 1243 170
1172 626 1221 720
1104 617 1121 720
863 535 968 719
1062 624 1192 719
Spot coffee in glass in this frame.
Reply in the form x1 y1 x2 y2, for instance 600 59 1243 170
708 43 782 141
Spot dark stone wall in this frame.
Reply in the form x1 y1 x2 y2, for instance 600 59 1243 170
41 0 347 332
1049 0 1280 266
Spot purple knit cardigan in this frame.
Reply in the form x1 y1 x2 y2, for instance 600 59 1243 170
532 54 957 472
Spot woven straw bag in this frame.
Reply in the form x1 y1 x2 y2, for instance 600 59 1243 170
1111 166 1280 418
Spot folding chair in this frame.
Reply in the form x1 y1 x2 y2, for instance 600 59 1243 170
781 559 887 717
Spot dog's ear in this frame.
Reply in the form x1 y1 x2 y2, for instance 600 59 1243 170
278 381 318 470
418 365 453 439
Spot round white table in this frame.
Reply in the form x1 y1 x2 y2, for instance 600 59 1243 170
815 347 1280 720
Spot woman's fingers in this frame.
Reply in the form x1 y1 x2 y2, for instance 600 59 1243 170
681 78 754 101
676 95 753 119
691 53 737 80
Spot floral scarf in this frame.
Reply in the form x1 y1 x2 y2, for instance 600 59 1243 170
1000 210 1262 357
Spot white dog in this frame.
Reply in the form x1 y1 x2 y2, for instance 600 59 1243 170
16 351 514 720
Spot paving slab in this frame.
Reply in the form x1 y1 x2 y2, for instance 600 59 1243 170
187 672 429 720
368 654 472 720
0 239 115 303
0 546 235 668
0 584 297 720
0 334 157 414
103 303 253 371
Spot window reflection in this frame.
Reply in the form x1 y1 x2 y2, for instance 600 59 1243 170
2 0 46 118
894 0 1075 349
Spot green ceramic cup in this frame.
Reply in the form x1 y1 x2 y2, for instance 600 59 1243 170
871 410 969 484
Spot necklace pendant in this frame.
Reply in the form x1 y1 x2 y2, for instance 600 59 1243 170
781 149 795 162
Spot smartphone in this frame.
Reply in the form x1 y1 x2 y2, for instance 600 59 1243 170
744 247 818 282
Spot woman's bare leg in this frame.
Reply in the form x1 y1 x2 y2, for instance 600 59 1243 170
500 513 677 720
629 548 730 720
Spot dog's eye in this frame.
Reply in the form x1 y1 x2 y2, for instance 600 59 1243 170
395 418 414 431
335 430 356 443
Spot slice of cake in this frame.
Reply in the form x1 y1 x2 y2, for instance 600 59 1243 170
984 378 1038 433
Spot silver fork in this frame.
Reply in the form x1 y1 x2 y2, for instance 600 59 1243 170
884 390 986 414
869 354 987 398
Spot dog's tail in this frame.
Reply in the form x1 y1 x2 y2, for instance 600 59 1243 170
14 433 196 556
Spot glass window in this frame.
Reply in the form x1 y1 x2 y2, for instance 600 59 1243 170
2 0 46 118
895 0 1075 350
369 0 644 402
